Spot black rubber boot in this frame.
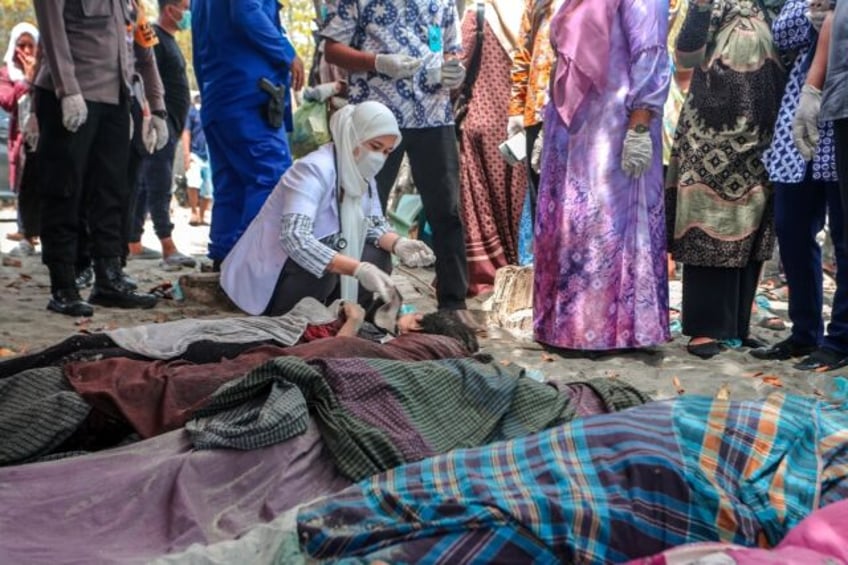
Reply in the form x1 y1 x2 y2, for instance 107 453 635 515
75 265 94 289
48 264 94 317
89 257 157 309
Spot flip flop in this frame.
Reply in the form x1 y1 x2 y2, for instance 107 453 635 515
794 348 848 372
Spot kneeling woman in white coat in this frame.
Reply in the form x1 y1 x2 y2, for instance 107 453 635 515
221 101 435 316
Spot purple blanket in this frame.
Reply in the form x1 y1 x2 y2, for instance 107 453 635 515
0 419 350 564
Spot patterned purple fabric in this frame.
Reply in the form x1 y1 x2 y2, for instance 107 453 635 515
534 0 671 350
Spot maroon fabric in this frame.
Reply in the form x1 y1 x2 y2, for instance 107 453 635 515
65 333 469 439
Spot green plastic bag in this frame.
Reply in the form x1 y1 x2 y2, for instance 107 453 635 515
289 100 331 159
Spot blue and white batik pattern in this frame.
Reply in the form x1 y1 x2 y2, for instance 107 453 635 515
763 0 838 183
322 0 461 129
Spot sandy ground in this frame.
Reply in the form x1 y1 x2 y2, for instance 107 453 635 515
0 200 841 402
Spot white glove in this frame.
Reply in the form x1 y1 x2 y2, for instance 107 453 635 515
151 114 169 151
793 84 822 161
353 262 395 303
375 54 423 79
531 129 544 174
441 59 466 90
141 115 156 154
621 128 653 177
507 115 524 138
61 94 88 133
303 81 341 102
23 113 39 152
393 237 436 268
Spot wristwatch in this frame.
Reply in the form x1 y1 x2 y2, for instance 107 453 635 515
152 109 168 120
632 124 649 134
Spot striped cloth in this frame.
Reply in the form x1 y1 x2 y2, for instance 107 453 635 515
0 367 92 465
186 356 647 481
296 393 848 564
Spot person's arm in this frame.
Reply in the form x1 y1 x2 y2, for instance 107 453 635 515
675 0 719 70
805 11 834 89
230 0 297 67
323 40 377 72
508 0 534 118
182 119 192 171
622 0 671 123
135 42 166 113
32 0 81 97
336 302 365 337
320 0 376 71
280 213 343 276
0 72 30 112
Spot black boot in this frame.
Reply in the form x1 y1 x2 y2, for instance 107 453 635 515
48 264 94 317
89 257 157 309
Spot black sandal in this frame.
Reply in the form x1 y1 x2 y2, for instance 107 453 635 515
794 348 848 372
687 339 724 360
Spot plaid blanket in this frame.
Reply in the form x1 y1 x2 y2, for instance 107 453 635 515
0 367 92 465
296 393 848 564
186 356 648 481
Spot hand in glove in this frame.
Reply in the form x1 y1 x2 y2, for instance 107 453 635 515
151 114 169 151
393 237 436 268
531 129 544 174
441 58 466 90
303 81 342 102
507 115 524 138
621 128 653 177
353 262 396 303
793 84 822 161
375 54 423 79
141 115 156 154
61 94 88 133
23 113 39 152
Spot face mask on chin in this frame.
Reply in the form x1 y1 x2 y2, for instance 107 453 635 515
355 147 387 180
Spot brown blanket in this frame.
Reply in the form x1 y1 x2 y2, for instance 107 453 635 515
65 334 469 439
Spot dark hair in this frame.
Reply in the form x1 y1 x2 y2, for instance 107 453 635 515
418 311 479 354
158 0 180 9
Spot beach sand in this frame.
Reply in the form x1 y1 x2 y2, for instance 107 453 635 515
0 202 840 403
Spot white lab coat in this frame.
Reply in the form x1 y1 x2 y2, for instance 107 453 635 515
221 144 381 315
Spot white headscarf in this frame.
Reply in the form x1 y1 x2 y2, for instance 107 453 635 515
329 101 401 301
4 23 39 83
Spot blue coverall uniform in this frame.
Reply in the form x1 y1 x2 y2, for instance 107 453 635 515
192 0 297 261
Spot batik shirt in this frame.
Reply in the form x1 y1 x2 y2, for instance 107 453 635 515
763 0 837 183
321 0 461 129
508 0 557 127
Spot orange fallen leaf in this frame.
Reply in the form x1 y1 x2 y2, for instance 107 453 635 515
0 347 17 357
540 353 555 362
672 376 685 395
743 371 764 379
761 376 784 388
715 383 731 400
499 359 511 366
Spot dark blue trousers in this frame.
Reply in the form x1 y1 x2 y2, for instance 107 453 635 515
775 169 848 353
130 137 176 242
205 114 292 261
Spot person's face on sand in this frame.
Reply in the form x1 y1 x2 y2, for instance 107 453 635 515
396 313 423 334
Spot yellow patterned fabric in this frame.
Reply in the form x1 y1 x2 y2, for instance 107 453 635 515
508 0 557 127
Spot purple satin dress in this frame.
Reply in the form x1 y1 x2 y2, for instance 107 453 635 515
534 0 671 351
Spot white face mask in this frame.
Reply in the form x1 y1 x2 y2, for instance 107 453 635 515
355 148 387 180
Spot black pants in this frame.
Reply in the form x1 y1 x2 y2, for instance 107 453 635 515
17 151 41 238
130 137 176 242
376 126 468 310
264 245 393 316
524 122 542 220
835 118 848 247
35 88 130 266
682 262 763 340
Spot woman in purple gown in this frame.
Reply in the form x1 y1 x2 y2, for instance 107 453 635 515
533 0 672 351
